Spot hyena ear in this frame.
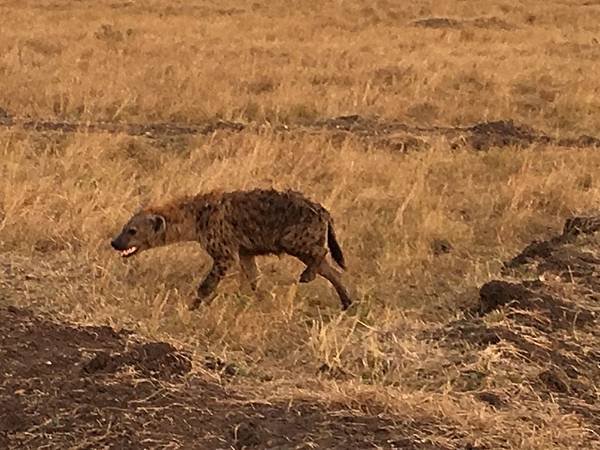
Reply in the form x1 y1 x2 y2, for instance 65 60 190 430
150 214 166 233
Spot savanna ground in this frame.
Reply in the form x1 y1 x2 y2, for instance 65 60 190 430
1 0 600 448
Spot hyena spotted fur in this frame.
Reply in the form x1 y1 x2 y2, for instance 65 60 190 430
111 189 352 310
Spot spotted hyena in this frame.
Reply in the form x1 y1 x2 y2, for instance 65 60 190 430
111 189 352 310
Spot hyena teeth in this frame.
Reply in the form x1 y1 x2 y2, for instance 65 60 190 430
121 247 137 256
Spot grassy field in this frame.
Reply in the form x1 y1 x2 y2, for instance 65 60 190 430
1 0 600 448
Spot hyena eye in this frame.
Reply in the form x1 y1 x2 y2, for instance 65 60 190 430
127 228 137 236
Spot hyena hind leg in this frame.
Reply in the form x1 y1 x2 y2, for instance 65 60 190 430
297 246 328 284
280 224 328 284
317 259 352 310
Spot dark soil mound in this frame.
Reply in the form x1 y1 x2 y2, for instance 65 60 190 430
466 120 540 150
2 106 600 152
412 16 512 30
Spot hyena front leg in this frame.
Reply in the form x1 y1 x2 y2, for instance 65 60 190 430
239 252 260 292
189 252 237 310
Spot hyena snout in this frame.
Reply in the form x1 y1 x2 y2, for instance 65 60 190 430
110 235 128 251
110 233 140 257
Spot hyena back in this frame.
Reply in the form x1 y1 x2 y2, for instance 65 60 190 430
111 189 352 310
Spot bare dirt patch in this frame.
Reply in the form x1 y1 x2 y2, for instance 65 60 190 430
311 116 600 150
0 306 450 449
412 16 513 30
465 120 539 150
464 120 600 150
2 110 599 151
0 113 244 138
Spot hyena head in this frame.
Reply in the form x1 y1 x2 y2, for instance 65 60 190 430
111 211 167 258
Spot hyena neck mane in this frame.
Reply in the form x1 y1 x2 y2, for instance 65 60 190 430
144 192 224 245
144 197 198 245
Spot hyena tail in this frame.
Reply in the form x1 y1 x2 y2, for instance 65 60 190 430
327 221 346 270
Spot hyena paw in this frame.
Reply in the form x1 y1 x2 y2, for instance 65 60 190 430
188 297 202 311
299 268 317 283
189 291 217 310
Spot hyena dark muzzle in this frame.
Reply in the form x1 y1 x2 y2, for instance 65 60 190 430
110 233 140 257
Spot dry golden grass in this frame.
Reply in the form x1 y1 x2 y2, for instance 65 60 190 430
1 0 600 448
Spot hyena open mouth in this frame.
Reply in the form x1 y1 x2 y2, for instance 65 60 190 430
120 246 138 257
